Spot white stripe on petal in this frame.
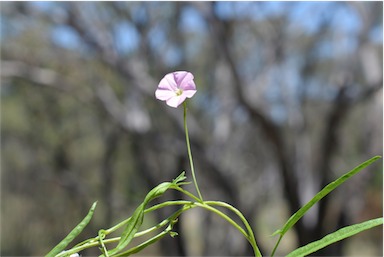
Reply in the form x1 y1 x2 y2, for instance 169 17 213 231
166 95 183 108
155 88 175 100
183 89 197 98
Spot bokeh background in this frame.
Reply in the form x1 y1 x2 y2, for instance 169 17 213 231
1 2 383 256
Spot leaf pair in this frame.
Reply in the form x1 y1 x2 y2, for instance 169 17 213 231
271 156 382 256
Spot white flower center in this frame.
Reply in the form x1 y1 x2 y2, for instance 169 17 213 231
175 88 183 96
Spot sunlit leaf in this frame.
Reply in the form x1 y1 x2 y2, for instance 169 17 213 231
286 218 383 257
45 201 97 257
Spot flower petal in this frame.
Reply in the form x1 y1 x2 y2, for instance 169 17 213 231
173 71 189 86
182 89 197 98
158 74 178 92
155 88 176 101
175 72 196 91
166 95 187 108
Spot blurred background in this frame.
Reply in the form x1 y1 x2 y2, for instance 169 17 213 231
1 2 383 256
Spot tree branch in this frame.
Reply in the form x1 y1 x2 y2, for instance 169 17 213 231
205 0 302 220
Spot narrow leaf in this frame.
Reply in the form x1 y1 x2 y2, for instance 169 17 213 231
277 156 381 236
108 203 145 256
108 173 187 255
46 201 97 257
143 182 173 205
116 221 177 256
286 218 383 257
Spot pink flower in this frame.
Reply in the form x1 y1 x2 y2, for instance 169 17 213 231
155 71 197 108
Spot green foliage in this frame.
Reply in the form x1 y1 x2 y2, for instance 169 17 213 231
286 218 383 257
271 156 382 256
274 156 381 236
47 156 382 257
46 201 97 257
45 98 382 257
1 3 382 255
108 173 187 255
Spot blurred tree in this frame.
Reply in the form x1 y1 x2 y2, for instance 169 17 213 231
1 2 382 256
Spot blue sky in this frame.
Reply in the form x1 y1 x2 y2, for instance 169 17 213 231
1 1 382 123
25 1 382 54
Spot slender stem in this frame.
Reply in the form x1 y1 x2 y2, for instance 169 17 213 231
205 201 262 257
173 186 202 202
145 199 250 246
58 203 196 257
194 202 248 238
270 234 283 257
56 238 120 257
144 200 194 213
58 197 261 257
113 225 171 257
104 217 132 235
146 200 249 243
114 205 192 257
71 200 195 254
183 101 203 201
97 230 109 256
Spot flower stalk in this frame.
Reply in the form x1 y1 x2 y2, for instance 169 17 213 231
183 101 203 202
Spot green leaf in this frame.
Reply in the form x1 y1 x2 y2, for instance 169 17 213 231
172 171 187 184
107 173 187 255
107 203 145 256
276 156 381 236
286 218 383 257
143 182 172 205
45 201 97 257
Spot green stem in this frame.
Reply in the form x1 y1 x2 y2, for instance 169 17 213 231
194 202 248 238
147 200 247 241
104 217 132 235
205 201 261 257
58 203 196 257
148 199 256 255
58 198 261 257
174 186 202 202
56 238 120 257
270 235 283 257
98 230 109 257
114 205 193 257
183 101 203 202
144 200 194 213
113 225 172 257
